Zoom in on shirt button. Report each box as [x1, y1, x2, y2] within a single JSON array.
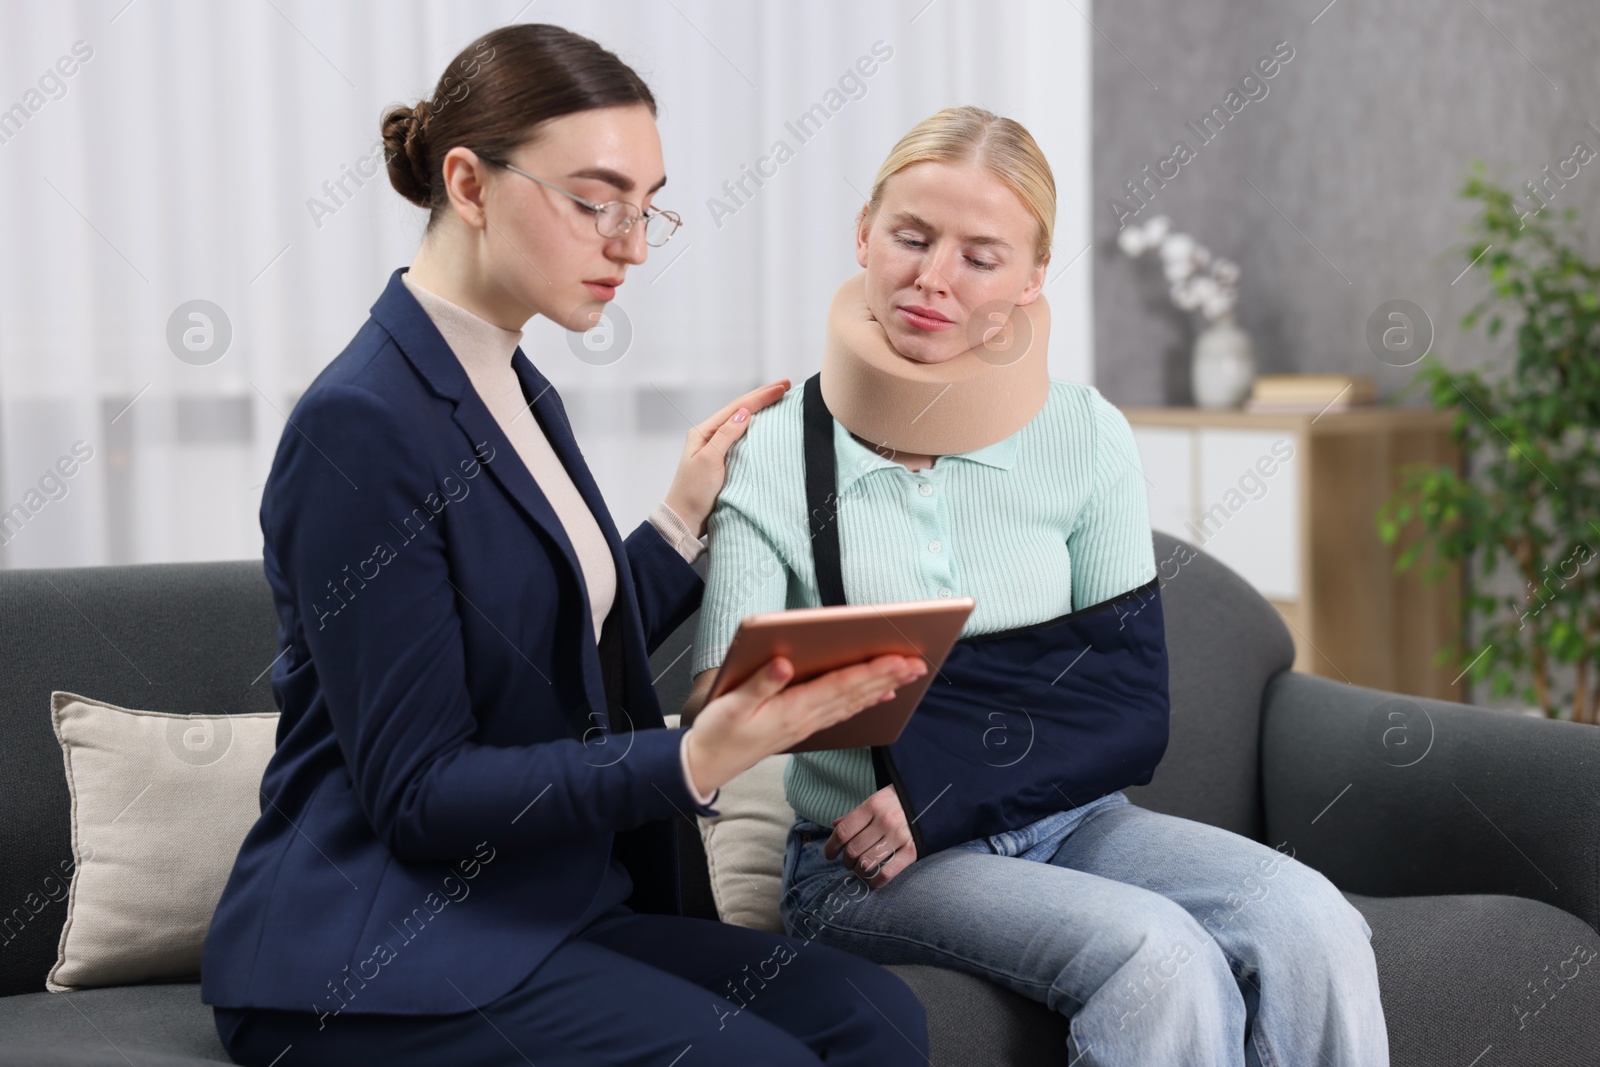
[[938, 587, 952, 598], [928, 540, 941, 554], [918, 482, 933, 497]]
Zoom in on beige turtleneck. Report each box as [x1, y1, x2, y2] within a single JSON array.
[[401, 272, 716, 807]]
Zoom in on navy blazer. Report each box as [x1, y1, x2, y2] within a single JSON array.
[[202, 267, 715, 1015]]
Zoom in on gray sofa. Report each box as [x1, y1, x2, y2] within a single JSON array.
[[2, 532, 1596, 1065]]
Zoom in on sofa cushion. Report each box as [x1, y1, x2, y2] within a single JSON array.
[[1348, 891, 1599, 1067], [889, 963, 1072, 1062], [0, 982, 230, 1066], [0, 971, 1074, 1067], [48, 692, 279, 992], [3, 897, 1590, 1067]]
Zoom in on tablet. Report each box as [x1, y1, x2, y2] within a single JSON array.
[[706, 596, 976, 753]]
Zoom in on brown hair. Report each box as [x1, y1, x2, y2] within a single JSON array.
[[381, 24, 656, 226], [860, 105, 1055, 264]]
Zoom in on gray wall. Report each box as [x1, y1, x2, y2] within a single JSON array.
[[1091, 0, 1600, 406]]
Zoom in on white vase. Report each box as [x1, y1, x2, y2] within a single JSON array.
[[1191, 312, 1255, 409]]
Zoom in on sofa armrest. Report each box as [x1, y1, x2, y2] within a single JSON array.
[[1261, 671, 1600, 934]]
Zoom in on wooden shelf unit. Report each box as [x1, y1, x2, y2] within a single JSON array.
[[1121, 405, 1464, 702]]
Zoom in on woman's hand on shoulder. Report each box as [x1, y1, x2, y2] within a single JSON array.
[[662, 379, 790, 538], [826, 785, 918, 887]]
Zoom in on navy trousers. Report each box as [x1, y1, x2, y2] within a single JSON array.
[[213, 888, 929, 1066]]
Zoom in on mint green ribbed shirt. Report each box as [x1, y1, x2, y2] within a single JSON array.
[[691, 378, 1158, 828]]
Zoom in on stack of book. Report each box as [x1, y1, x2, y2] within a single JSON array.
[[1244, 374, 1375, 412]]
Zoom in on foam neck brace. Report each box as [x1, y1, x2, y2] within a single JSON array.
[[819, 271, 1050, 456]]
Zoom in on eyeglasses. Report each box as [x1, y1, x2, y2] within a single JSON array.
[[478, 154, 683, 247]]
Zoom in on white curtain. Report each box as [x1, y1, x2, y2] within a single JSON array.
[[0, 0, 1092, 568]]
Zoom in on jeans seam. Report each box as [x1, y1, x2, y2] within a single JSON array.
[[1253, 1026, 1282, 1067]]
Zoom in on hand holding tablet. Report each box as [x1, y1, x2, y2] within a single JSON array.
[[707, 596, 975, 753]]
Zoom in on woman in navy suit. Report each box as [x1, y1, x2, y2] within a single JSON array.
[[201, 23, 930, 1066]]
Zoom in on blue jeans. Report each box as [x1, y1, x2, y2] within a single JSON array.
[[779, 792, 1388, 1067]]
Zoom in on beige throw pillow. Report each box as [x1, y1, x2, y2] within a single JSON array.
[[665, 713, 793, 933], [697, 752, 793, 933], [47, 691, 278, 991]]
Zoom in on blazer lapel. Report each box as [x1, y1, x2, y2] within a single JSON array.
[[370, 268, 634, 725], [510, 354, 653, 717]]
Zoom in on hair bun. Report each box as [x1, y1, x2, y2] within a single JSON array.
[[376, 25, 660, 226], [381, 102, 433, 208]]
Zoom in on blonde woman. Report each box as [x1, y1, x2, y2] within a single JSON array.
[[684, 107, 1388, 1067]]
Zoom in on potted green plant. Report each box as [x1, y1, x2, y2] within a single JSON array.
[[1377, 162, 1600, 723]]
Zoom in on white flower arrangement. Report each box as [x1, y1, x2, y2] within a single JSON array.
[[1117, 215, 1239, 322]]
